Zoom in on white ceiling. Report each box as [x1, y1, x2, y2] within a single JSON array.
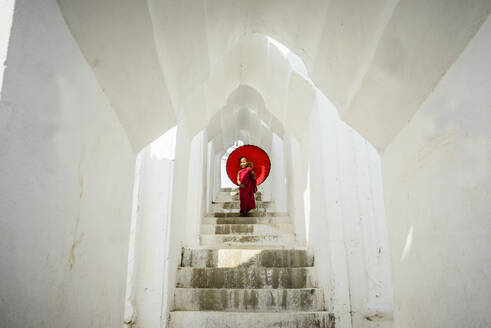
[[57, 0, 491, 152]]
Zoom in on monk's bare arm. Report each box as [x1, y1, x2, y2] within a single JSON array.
[[237, 172, 241, 185]]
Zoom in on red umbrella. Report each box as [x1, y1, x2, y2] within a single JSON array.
[[226, 145, 271, 186]]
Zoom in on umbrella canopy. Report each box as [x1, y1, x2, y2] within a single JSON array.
[[226, 145, 271, 186]]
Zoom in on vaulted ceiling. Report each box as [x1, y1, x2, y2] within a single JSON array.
[[57, 0, 491, 152]]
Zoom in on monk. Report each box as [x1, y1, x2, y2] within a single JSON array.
[[237, 156, 257, 216]]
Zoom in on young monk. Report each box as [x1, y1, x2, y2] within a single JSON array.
[[237, 156, 257, 217]]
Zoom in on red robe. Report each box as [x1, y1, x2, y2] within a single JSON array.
[[238, 167, 257, 215]]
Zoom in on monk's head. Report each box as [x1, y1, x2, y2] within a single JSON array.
[[239, 157, 248, 169]]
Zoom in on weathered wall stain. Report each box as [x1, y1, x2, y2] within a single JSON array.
[[77, 146, 86, 200], [69, 231, 85, 270], [401, 131, 458, 180], [69, 146, 86, 270], [416, 132, 457, 163]]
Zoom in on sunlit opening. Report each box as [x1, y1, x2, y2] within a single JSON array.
[[150, 126, 177, 160], [220, 140, 244, 188]]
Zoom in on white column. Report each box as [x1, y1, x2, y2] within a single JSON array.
[[185, 130, 207, 247], [271, 133, 288, 212], [284, 133, 306, 245]]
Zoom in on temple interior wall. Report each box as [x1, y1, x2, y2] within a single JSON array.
[[293, 92, 393, 328], [123, 129, 177, 327], [382, 14, 491, 328], [0, 1, 135, 327]]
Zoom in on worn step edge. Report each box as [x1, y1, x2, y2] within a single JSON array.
[[181, 248, 314, 268], [199, 234, 296, 246], [210, 203, 272, 210], [206, 212, 289, 218], [194, 244, 302, 249], [188, 244, 308, 250], [169, 311, 335, 328], [173, 288, 325, 312], [214, 194, 262, 202], [176, 266, 318, 288], [201, 223, 294, 235], [202, 217, 291, 225], [212, 200, 273, 204]]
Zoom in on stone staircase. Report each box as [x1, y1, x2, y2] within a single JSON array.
[[169, 189, 334, 328]]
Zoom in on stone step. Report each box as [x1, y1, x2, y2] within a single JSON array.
[[203, 216, 290, 224], [207, 211, 267, 217], [200, 233, 296, 246], [181, 248, 314, 268], [195, 244, 305, 250], [212, 199, 269, 205], [173, 288, 325, 312], [209, 211, 288, 217], [214, 191, 262, 202], [201, 223, 294, 235], [208, 208, 269, 215], [176, 267, 317, 289], [214, 190, 239, 202], [169, 311, 335, 328], [210, 201, 272, 212]]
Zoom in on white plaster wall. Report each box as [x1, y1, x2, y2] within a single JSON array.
[[206, 142, 222, 204], [382, 14, 491, 328], [185, 131, 208, 247], [163, 121, 192, 318], [212, 151, 222, 202], [284, 133, 307, 246], [258, 175, 273, 203], [125, 145, 174, 328], [124, 123, 205, 327], [299, 91, 393, 328], [0, 1, 135, 327], [271, 133, 288, 213], [206, 141, 215, 212], [219, 154, 236, 190], [299, 101, 351, 328], [123, 152, 143, 326]]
